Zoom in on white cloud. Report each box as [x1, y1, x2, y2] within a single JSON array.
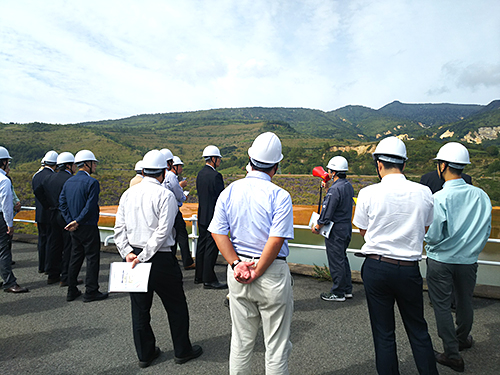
[[0, 0, 499, 123]]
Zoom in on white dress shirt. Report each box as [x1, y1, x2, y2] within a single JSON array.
[[114, 176, 177, 262], [163, 170, 186, 207], [0, 169, 14, 226], [353, 173, 433, 261]]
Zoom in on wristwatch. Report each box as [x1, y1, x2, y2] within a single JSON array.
[[231, 259, 242, 270]]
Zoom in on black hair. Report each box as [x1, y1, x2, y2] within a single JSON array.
[[374, 158, 405, 172], [0, 159, 8, 170], [249, 159, 278, 173], [144, 170, 164, 178]]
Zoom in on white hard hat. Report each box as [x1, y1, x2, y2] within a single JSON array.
[[134, 160, 143, 172], [160, 148, 174, 161], [202, 145, 222, 158], [372, 137, 407, 164], [434, 142, 470, 169], [327, 156, 348, 172], [142, 150, 168, 172], [248, 132, 283, 167], [0, 146, 12, 159], [74, 150, 98, 164], [43, 150, 59, 165], [56, 152, 75, 165], [172, 156, 184, 166]]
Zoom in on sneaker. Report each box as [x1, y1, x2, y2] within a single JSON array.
[[345, 293, 353, 299], [320, 292, 345, 302]]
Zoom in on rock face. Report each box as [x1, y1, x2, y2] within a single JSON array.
[[462, 126, 500, 144]]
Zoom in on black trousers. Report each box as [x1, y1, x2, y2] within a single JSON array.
[[325, 222, 353, 296], [68, 225, 100, 295], [361, 257, 438, 375], [129, 250, 192, 361], [195, 224, 219, 284], [174, 210, 194, 268], [36, 222, 51, 273], [46, 211, 72, 281]]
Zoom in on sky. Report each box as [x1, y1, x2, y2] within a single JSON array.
[[1, 0, 499, 124]]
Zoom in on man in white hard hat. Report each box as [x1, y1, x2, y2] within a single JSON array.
[[59, 150, 108, 302], [195, 145, 227, 289], [114, 150, 203, 368], [0, 146, 29, 293], [171, 156, 195, 269], [210, 132, 294, 374], [129, 160, 143, 187], [42, 152, 77, 286], [352, 137, 438, 374], [32, 150, 58, 274], [425, 142, 491, 373], [312, 156, 354, 302]]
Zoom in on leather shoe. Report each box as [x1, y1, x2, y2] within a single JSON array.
[[83, 291, 109, 302], [184, 263, 196, 270], [434, 351, 464, 372], [139, 346, 161, 368], [60, 279, 83, 287], [4, 284, 29, 293], [203, 281, 228, 290], [194, 279, 202, 284], [47, 277, 61, 284], [174, 345, 203, 364], [459, 335, 473, 351], [67, 290, 82, 301]]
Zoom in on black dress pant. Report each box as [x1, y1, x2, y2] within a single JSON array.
[[46, 212, 72, 281], [195, 224, 219, 283], [129, 250, 192, 361], [68, 225, 100, 295], [361, 257, 438, 375], [36, 222, 51, 273], [174, 210, 194, 268]]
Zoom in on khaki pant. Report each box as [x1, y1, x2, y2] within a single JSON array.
[[227, 258, 293, 375]]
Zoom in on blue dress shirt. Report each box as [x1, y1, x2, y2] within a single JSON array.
[[208, 171, 294, 258], [425, 178, 492, 264]]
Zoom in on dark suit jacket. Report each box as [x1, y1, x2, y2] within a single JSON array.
[[43, 170, 73, 227], [196, 165, 224, 226], [43, 170, 73, 209], [32, 167, 55, 223], [59, 170, 100, 226], [420, 170, 472, 194]]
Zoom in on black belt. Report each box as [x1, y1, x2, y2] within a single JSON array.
[[236, 252, 286, 261], [366, 254, 418, 267]]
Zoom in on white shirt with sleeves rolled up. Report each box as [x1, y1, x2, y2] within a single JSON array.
[[114, 176, 178, 263]]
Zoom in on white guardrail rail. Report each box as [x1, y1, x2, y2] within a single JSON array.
[[14, 206, 500, 267]]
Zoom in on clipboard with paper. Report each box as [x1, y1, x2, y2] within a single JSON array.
[[309, 212, 334, 239], [108, 262, 152, 293]]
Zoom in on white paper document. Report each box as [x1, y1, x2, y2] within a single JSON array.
[[108, 262, 152, 293], [309, 212, 334, 239]]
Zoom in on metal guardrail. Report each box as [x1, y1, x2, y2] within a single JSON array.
[[14, 207, 500, 267]]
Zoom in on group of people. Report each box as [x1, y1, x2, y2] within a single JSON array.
[[313, 136, 491, 374], [31, 149, 109, 302], [0, 133, 493, 374]]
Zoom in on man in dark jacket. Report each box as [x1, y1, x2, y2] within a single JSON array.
[[43, 152, 76, 286], [32, 150, 58, 273], [312, 156, 354, 302], [195, 145, 227, 289], [59, 150, 108, 302]]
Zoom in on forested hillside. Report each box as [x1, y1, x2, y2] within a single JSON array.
[[3, 100, 500, 206]]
